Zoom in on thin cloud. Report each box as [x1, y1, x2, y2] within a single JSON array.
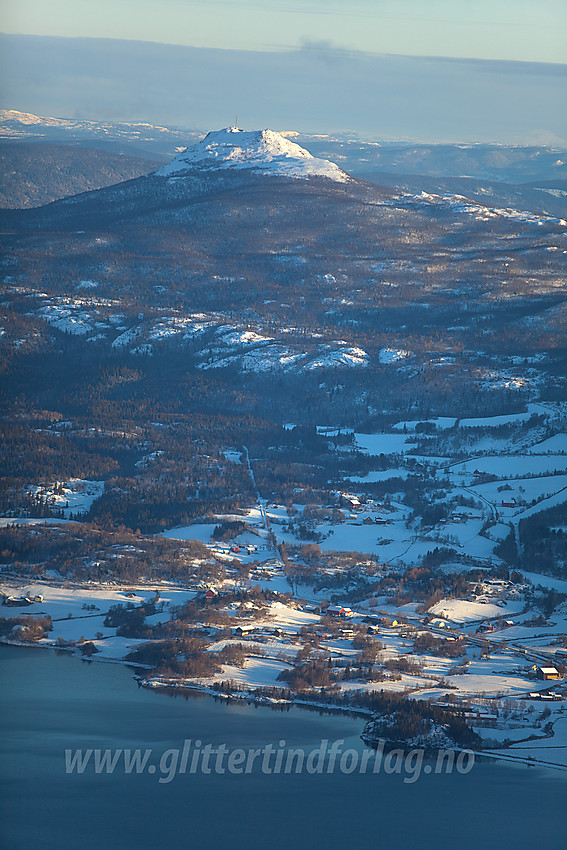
[[1, 34, 564, 145]]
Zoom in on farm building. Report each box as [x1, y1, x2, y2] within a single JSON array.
[[537, 666, 561, 681]]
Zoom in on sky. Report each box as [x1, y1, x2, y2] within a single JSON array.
[[1, 1, 566, 144], [2, 0, 566, 63]]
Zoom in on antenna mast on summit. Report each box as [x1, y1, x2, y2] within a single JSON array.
[[235, 115, 238, 128]]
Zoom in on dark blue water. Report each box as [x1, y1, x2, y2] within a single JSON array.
[[1, 645, 564, 850]]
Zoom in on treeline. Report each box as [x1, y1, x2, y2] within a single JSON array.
[[0, 522, 210, 582], [413, 632, 465, 659], [519, 502, 567, 579], [207, 682, 481, 749], [328, 690, 480, 748], [344, 566, 482, 610], [0, 614, 53, 641]]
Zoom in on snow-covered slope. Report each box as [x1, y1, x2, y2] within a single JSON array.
[[155, 126, 349, 182]]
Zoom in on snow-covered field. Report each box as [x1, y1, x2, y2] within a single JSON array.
[[450, 456, 567, 477], [162, 523, 220, 543], [429, 599, 522, 624], [493, 717, 567, 768], [354, 433, 419, 455], [347, 468, 410, 483], [0, 517, 71, 527], [208, 657, 291, 689], [393, 417, 457, 431], [0, 581, 197, 658], [468, 474, 567, 514], [528, 434, 567, 454]]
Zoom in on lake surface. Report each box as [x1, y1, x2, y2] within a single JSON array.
[[1, 645, 564, 850]]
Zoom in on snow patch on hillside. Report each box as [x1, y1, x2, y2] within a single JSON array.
[[379, 347, 412, 364], [27, 479, 104, 518], [39, 305, 93, 335], [305, 345, 367, 370], [112, 326, 142, 348], [397, 190, 567, 226]]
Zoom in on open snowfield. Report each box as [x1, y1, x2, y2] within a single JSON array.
[[208, 637, 299, 658], [338, 673, 437, 694], [463, 436, 522, 454], [1, 582, 148, 618], [521, 573, 567, 593], [162, 519, 266, 546], [458, 412, 535, 428], [494, 717, 567, 768], [223, 449, 243, 464], [528, 433, 567, 454], [485, 522, 513, 541], [354, 433, 420, 455], [275, 513, 402, 555], [513, 488, 567, 521], [208, 657, 292, 688], [444, 656, 535, 697], [394, 404, 563, 434], [272, 513, 501, 565], [260, 601, 320, 633], [450, 456, 567, 477], [429, 599, 522, 623], [347, 468, 410, 483], [393, 417, 457, 431], [86, 635, 152, 660], [412, 653, 457, 678], [0, 517, 71, 527], [488, 619, 567, 642], [468, 474, 567, 511], [476, 727, 537, 744], [162, 523, 223, 543]]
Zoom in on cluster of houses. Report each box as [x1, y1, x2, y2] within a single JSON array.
[[337, 493, 394, 526], [340, 494, 388, 513], [2, 593, 43, 607], [213, 543, 259, 556], [438, 511, 478, 525], [471, 578, 524, 606]]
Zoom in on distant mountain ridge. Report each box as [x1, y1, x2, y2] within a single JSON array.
[[0, 109, 193, 157], [3, 109, 566, 184], [4, 121, 566, 236]]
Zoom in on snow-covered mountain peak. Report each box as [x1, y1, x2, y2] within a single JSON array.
[[155, 126, 349, 182]]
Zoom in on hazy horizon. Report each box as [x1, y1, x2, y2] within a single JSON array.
[[1, 33, 566, 146]]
